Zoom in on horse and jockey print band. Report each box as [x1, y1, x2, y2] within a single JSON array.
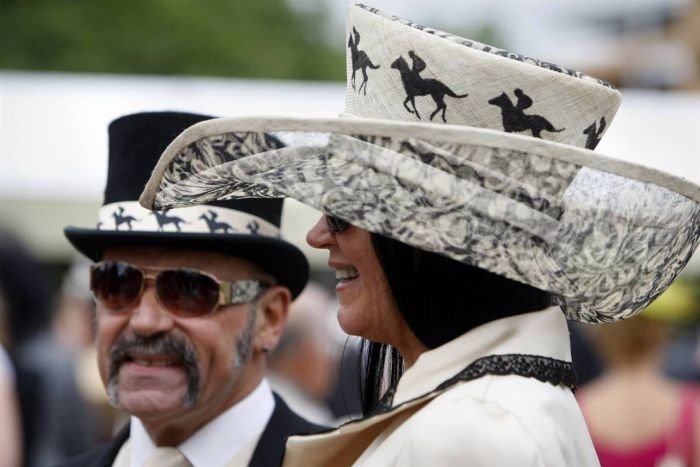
[[139, 3, 700, 467], [97, 202, 279, 236]]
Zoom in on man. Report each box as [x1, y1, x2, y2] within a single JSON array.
[[60, 111, 325, 467]]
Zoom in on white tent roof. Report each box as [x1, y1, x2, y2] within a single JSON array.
[[0, 71, 343, 266], [1, 71, 700, 272]]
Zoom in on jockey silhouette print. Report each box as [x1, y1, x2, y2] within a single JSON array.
[[391, 51, 468, 123], [488, 89, 564, 138]]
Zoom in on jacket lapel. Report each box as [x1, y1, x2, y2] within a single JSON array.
[[56, 423, 130, 467], [248, 393, 326, 467], [282, 393, 435, 467]]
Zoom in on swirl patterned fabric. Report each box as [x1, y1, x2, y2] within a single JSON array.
[[142, 119, 700, 324]]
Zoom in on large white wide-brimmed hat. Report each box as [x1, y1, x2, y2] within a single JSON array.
[[140, 4, 700, 324]]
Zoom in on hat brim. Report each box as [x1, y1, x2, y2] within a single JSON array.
[[64, 227, 309, 299], [139, 116, 700, 323]]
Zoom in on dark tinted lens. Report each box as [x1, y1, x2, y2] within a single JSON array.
[[91, 262, 143, 310], [325, 215, 350, 233], [156, 269, 220, 317]]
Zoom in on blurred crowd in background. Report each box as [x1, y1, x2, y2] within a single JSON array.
[[1, 0, 700, 465]]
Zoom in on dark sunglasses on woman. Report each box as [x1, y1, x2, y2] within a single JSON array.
[[90, 261, 270, 318], [325, 214, 350, 233]]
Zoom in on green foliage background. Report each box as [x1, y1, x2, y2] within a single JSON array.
[[0, 0, 345, 80]]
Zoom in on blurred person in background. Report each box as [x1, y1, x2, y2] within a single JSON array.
[[0, 289, 22, 467], [267, 281, 341, 426], [0, 229, 98, 467], [577, 280, 700, 467], [663, 277, 700, 384], [54, 255, 97, 354], [664, 321, 700, 383], [568, 320, 605, 387], [54, 255, 127, 442]]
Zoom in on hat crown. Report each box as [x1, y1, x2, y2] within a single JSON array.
[[345, 4, 620, 150], [105, 112, 211, 205], [104, 111, 284, 228], [65, 111, 310, 298]]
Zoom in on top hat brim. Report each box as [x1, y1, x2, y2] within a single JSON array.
[[138, 116, 700, 324], [64, 226, 309, 299]]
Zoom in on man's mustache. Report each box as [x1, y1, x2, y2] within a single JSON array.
[[108, 333, 200, 405]]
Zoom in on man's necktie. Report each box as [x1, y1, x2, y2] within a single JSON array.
[[143, 447, 192, 467]]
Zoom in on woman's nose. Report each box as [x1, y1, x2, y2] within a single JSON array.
[[306, 215, 335, 249]]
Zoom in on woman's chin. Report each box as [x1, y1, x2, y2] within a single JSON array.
[[336, 304, 366, 338], [337, 306, 355, 334]]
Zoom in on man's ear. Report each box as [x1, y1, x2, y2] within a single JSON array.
[[253, 286, 292, 353]]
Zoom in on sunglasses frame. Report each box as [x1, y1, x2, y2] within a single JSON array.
[[325, 214, 351, 234], [90, 261, 270, 316]]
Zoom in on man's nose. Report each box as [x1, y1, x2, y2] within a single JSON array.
[[128, 285, 175, 336]]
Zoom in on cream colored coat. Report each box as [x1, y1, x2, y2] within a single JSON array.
[[283, 308, 600, 467]]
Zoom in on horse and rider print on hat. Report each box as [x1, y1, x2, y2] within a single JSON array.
[[139, 4, 700, 325]]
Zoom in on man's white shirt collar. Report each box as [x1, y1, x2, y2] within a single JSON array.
[[130, 378, 275, 467]]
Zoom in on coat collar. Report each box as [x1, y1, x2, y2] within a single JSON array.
[[393, 306, 570, 406], [283, 307, 572, 467]]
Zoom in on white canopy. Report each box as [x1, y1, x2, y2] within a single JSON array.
[[1, 71, 699, 272]]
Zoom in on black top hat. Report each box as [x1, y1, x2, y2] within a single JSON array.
[[64, 111, 309, 298]]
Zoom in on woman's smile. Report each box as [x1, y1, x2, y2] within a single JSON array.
[[335, 266, 359, 282]]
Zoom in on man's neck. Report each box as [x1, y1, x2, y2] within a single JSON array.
[[142, 364, 265, 445], [129, 378, 275, 467]]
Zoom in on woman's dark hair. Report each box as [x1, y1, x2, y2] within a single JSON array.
[[359, 233, 551, 414]]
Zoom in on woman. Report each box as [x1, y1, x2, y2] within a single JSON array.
[[275, 212, 594, 465], [139, 4, 700, 465], [298, 216, 596, 465]]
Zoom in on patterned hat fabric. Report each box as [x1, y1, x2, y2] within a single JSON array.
[[139, 5, 700, 324]]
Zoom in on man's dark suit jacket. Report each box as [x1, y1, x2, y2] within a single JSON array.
[[56, 394, 327, 467]]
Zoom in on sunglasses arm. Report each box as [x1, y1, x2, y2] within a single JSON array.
[[220, 280, 270, 306]]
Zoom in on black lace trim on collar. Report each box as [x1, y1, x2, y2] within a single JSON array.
[[375, 353, 576, 413]]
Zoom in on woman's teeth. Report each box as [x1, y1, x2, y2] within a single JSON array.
[[336, 267, 359, 281]]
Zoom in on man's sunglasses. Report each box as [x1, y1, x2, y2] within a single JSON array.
[[325, 214, 350, 233], [90, 261, 270, 318]]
